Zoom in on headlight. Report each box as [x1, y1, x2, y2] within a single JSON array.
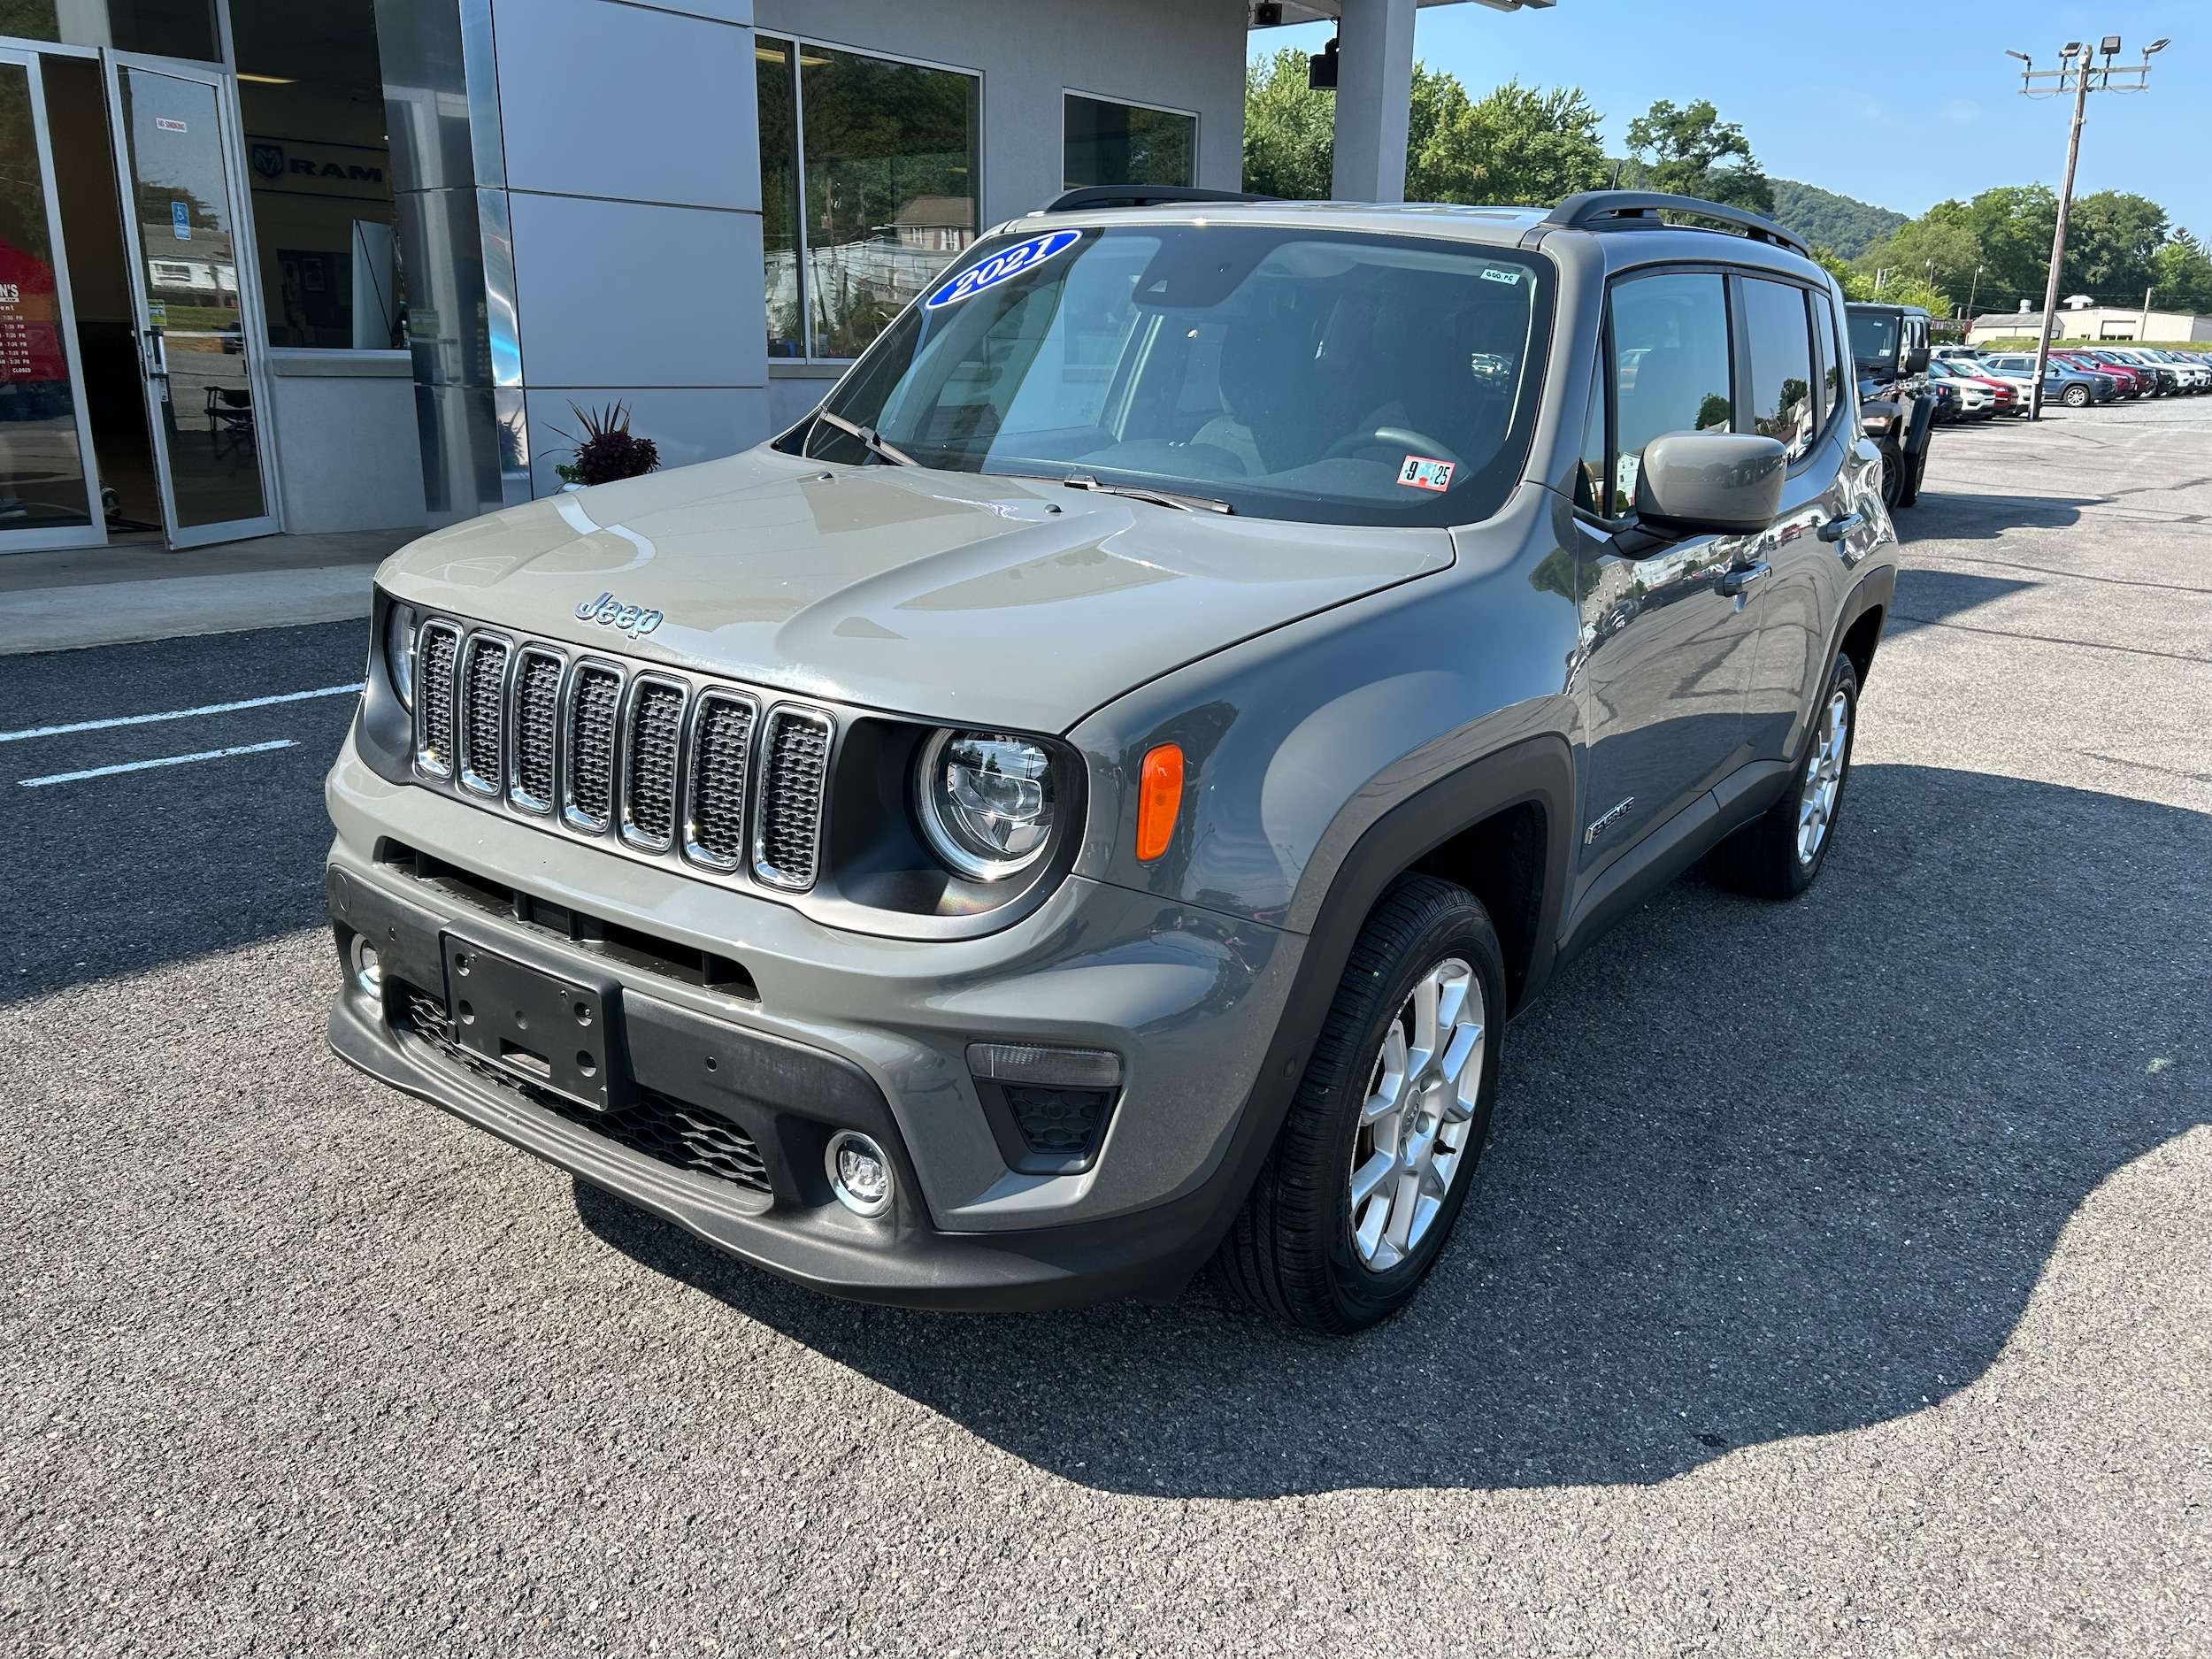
[[383, 598, 418, 710], [915, 728, 1056, 881]]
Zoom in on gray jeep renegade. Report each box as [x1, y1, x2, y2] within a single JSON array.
[[327, 188, 1898, 1333]]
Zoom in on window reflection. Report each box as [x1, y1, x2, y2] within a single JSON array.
[[1608, 271, 1732, 506], [797, 44, 977, 359], [757, 36, 803, 359], [1740, 277, 1815, 459], [1064, 95, 1194, 190], [0, 59, 91, 530]]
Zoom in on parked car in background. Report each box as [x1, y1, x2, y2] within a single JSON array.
[[2098, 346, 2193, 394], [1847, 303, 1935, 507], [2080, 348, 2174, 396], [1931, 344, 1983, 362], [2053, 350, 2146, 397], [1927, 358, 2018, 416], [2142, 349, 2210, 392], [1979, 352, 2117, 407]]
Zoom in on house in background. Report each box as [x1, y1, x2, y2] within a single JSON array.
[[0, 0, 1552, 557]]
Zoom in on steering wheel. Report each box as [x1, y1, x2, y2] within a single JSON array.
[[1322, 426, 1462, 465]]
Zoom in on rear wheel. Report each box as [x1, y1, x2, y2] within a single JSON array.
[[1878, 440, 1906, 510], [1706, 653, 1859, 901], [1216, 875, 1504, 1333], [1896, 442, 1924, 508]]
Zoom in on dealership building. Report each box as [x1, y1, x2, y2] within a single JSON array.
[[0, 0, 1548, 557]]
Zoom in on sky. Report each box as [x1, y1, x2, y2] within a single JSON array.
[[1248, 0, 2210, 234]]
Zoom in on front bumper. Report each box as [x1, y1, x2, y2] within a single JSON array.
[[324, 741, 1303, 1310]]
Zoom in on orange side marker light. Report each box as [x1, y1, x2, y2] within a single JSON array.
[[1136, 744, 1184, 862]]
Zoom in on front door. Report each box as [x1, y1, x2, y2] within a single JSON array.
[[1574, 268, 1761, 885], [0, 48, 104, 552], [104, 54, 274, 549]]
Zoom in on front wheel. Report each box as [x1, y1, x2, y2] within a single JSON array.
[[1706, 653, 1860, 900], [1216, 875, 1504, 1333], [2062, 383, 2093, 408], [1878, 440, 1905, 510]]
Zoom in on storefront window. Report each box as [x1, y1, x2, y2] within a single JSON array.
[[756, 37, 977, 362], [0, 57, 92, 530], [0, 0, 219, 58], [1064, 95, 1194, 191], [229, 0, 398, 349]]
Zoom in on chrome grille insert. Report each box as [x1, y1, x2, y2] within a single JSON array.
[[509, 648, 563, 813], [755, 707, 833, 890], [620, 677, 687, 851], [414, 621, 460, 778], [684, 691, 757, 871], [457, 635, 510, 795], [564, 664, 623, 833]]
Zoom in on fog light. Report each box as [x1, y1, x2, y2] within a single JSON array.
[[826, 1131, 893, 1217], [349, 933, 383, 996]]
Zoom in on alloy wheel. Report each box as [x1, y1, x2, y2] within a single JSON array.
[[1347, 958, 1486, 1271], [1796, 687, 1851, 864]]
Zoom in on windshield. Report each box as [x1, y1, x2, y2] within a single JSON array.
[[791, 224, 1555, 526], [1848, 311, 1898, 363]]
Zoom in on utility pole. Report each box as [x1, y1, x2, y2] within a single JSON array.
[[2008, 35, 2169, 418], [2140, 283, 2154, 341], [1965, 263, 1984, 326]]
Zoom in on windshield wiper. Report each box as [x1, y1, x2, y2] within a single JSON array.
[[812, 408, 917, 467], [1013, 471, 1239, 518]]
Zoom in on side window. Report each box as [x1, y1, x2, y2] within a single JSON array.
[[1740, 277, 1816, 461], [1814, 290, 1844, 428], [1608, 271, 1732, 508], [1574, 349, 1609, 516]]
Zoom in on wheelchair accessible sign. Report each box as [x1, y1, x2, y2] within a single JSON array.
[[923, 228, 1082, 311]]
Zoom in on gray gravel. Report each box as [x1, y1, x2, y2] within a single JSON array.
[[4, 402, 2208, 1657]]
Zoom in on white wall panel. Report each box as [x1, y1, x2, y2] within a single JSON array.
[[509, 193, 766, 388], [493, 0, 759, 210]]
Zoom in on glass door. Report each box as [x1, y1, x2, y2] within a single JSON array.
[[0, 49, 104, 552], [104, 54, 274, 548]]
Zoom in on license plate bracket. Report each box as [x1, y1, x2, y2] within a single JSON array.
[[442, 935, 618, 1110]]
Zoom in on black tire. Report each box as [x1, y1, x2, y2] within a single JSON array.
[[1706, 653, 1861, 900], [1896, 444, 1925, 508], [2062, 382, 2092, 408], [1878, 440, 1905, 511], [1216, 874, 1505, 1333]]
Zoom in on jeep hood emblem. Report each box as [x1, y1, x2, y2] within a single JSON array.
[[576, 592, 663, 638]]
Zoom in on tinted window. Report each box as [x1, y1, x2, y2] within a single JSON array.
[[1064, 96, 1195, 189], [1847, 310, 1896, 363], [1608, 271, 1732, 507], [1814, 290, 1843, 427], [1575, 352, 1607, 515], [1740, 278, 1815, 459], [809, 227, 1555, 528]]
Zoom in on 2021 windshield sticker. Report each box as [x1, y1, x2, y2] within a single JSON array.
[[1398, 455, 1455, 492], [923, 229, 1084, 311]]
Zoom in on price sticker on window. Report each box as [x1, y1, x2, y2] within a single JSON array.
[[924, 228, 1082, 311]]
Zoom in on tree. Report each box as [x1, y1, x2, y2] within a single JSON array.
[[1406, 76, 1610, 206], [1623, 98, 1773, 214], [1245, 54, 1608, 207], [1810, 246, 1947, 314], [2152, 230, 2212, 313], [1768, 180, 1907, 260], [2064, 190, 2167, 300], [1242, 49, 1333, 199]]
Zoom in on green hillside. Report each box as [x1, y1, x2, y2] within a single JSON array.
[[1770, 180, 1908, 257]]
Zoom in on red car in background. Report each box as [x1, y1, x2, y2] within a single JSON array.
[[2053, 349, 2146, 397], [1929, 359, 2021, 415]]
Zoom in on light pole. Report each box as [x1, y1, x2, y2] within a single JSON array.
[[2010, 35, 2168, 418], [1965, 263, 1984, 326]]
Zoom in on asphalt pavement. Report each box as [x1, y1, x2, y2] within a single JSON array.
[[2, 402, 2207, 1657]]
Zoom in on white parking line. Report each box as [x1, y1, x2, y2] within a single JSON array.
[[19, 738, 298, 787], [0, 682, 362, 744]]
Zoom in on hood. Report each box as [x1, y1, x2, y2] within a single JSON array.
[[377, 449, 1455, 733]]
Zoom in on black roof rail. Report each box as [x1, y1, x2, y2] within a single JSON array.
[[1041, 184, 1271, 214], [1536, 190, 1811, 258]]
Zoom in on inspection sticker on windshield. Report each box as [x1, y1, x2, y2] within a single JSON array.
[[1398, 455, 1455, 492], [924, 228, 1083, 311], [1480, 266, 1522, 284]]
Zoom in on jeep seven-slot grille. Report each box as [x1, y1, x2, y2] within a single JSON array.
[[458, 637, 509, 794], [621, 680, 686, 849], [566, 665, 622, 829], [512, 649, 563, 810], [410, 617, 834, 895]]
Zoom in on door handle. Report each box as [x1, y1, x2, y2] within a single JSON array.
[[1718, 561, 1771, 598], [1816, 511, 1865, 543]]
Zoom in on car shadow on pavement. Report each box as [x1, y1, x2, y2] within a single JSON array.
[[1894, 488, 2093, 542], [1883, 569, 2039, 639], [578, 762, 2210, 1498]]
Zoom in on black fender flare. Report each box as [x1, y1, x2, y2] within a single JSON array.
[[1164, 735, 1576, 1276]]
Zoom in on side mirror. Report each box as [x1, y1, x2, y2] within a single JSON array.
[[1904, 346, 1932, 373], [1632, 431, 1787, 538]]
